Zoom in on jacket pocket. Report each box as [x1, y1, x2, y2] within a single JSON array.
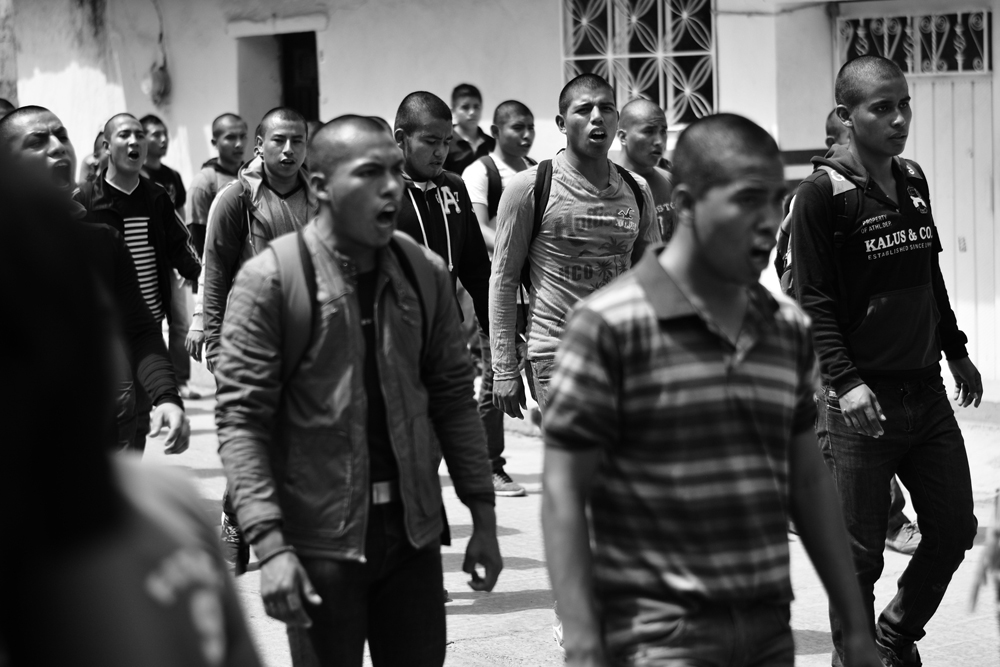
[[847, 284, 940, 371], [280, 426, 354, 538]]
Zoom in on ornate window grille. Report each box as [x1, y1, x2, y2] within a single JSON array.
[[837, 11, 992, 75], [562, 0, 716, 127]]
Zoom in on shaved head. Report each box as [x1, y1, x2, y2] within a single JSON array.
[[619, 98, 666, 131], [256, 106, 306, 141], [309, 115, 395, 177], [394, 91, 452, 136], [103, 113, 139, 140], [673, 113, 780, 199], [0, 105, 51, 145], [836, 56, 906, 110], [0, 106, 78, 196], [212, 113, 245, 138], [559, 73, 614, 116], [0, 98, 15, 121], [493, 100, 533, 127]]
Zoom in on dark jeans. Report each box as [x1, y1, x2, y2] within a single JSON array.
[[817, 377, 977, 664], [293, 502, 446, 667], [615, 603, 793, 667], [478, 304, 535, 472]]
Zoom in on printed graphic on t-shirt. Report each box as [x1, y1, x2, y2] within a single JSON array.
[[123, 216, 165, 320], [435, 185, 462, 215], [858, 189, 934, 261]]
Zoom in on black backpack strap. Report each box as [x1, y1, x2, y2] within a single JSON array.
[[271, 229, 317, 384], [612, 164, 646, 219], [388, 232, 438, 363], [522, 160, 553, 292], [481, 155, 502, 221]]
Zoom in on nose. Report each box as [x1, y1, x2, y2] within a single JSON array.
[[590, 107, 604, 125], [47, 135, 67, 157], [282, 139, 294, 154]]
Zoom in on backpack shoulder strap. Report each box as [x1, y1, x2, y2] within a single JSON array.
[[481, 155, 502, 221], [526, 157, 538, 166], [271, 230, 317, 384], [532, 160, 553, 244], [389, 232, 438, 361], [612, 164, 646, 219]]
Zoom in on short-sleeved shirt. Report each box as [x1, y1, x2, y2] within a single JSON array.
[[645, 166, 675, 242], [544, 249, 818, 653], [462, 152, 531, 212]]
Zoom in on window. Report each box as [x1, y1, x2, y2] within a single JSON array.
[[562, 0, 716, 126], [838, 10, 992, 75]]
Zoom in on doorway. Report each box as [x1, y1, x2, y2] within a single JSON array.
[[237, 31, 320, 130]]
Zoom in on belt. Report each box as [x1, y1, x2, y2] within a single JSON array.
[[371, 480, 399, 505]]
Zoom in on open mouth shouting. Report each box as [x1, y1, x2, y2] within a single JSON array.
[[51, 159, 74, 189], [376, 202, 399, 230], [588, 128, 608, 144], [126, 148, 141, 162]]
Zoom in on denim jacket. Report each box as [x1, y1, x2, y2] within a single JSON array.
[[214, 222, 494, 561]]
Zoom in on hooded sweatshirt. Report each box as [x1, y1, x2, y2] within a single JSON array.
[[789, 144, 968, 396], [201, 155, 317, 362], [396, 170, 492, 336]]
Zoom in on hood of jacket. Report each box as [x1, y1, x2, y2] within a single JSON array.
[[200, 156, 239, 177], [810, 143, 874, 189], [237, 155, 317, 219]]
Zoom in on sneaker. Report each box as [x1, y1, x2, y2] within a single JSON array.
[[179, 384, 203, 400], [493, 470, 527, 497], [886, 521, 921, 556], [220, 512, 249, 574], [553, 620, 564, 654], [443, 588, 452, 603]]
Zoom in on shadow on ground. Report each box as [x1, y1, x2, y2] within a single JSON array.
[[449, 524, 522, 539], [793, 629, 833, 656], [442, 553, 544, 572], [446, 589, 553, 615]]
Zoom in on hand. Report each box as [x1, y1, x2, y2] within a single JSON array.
[[565, 649, 611, 667], [149, 403, 190, 454], [464, 527, 503, 592], [260, 552, 323, 627], [186, 328, 205, 362], [838, 384, 885, 438], [515, 338, 528, 372], [948, 356, 983, 408], [841, 630, 884, 667], [493, 376, 526, 419]]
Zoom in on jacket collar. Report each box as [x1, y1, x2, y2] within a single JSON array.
[[307, 221, 414, 305], [239, 155, 316, 214]]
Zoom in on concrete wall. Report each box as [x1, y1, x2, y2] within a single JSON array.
[[14, 0, 563, 186]]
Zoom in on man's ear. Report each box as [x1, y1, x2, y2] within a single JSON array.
[[210, 138, 218, 148], [616, 128, 627, 145], [308, 170, 330, 202], [555, 114, 567, 135], [393, 127, 406, 149], [671, 183, 696, 226], [835, 104, 853, 128], [255, 135, 264, 153], [491, 124, 500, 141]]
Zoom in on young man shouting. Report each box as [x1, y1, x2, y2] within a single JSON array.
[[542, 113, 881, 667]]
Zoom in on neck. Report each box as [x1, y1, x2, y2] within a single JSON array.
[[498, 149, 527, 172], [619, 153, 653, 177], [456, 124, 479, 143], [565, 148, 611, 188], [315, 212, 377, 273], [144, 155, 163, 169], [661, 229, 744, 306], [263, 163, 299, 196], [849, 142, 895, 184], [218, 155, 240, 173], [106, 163, 140, 192]]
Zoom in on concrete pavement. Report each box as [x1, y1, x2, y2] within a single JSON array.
[[145, 391, 1000, 666]]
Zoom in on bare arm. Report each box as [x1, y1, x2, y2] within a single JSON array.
[[472, 202, 496, 253], [542, 446, 609, 666]]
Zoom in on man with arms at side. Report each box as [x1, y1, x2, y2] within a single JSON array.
[[542, 113, 880, 667], [791, 56, 981, 666], [185, 112, 248, 362], [616, 98, 675, 242], [77, 113, 201, 453], [461, 99, 536, 495], [214, 116, 501, 666]]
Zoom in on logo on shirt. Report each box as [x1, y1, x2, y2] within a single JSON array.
[[436, 186, 462, 215], [616, 207, 634, 224], [907, 186, 928, 214]]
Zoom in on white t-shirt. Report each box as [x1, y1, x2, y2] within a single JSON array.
[[462, 152, 531, 211]]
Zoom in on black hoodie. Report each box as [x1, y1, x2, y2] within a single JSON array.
[[790, 144, 968, 396]]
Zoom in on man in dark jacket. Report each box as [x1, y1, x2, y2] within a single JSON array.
[[0, 106, 190, 455], [790, 56, 981, 667], [215, 115, 501, 666], [76, 112, 201, 452]]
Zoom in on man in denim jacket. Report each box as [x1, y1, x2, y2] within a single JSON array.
[[214, 116, 501, 667]]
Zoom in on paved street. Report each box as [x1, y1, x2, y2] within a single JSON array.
[[146, 385, 1000, 666]]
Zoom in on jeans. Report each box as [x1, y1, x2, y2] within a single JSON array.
[[817, 377, 977, 664], [614, 603, 793, 667], [169, 269, 192, 385], [530, 358, 555, 414], [478, 304, 535, 472], [293, 502, 446, 667]]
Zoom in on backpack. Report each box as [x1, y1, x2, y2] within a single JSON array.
[[774, 157, 928, 308], [521, 159, 646, 292], [479, 155, 538, 220], [269, 229, 438, 384]]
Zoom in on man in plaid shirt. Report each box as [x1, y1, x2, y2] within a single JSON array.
[[540, 114, 881, 667]]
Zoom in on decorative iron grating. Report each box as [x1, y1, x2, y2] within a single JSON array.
[[838, 11, 992, 75], [562, 0, 715, 126]]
